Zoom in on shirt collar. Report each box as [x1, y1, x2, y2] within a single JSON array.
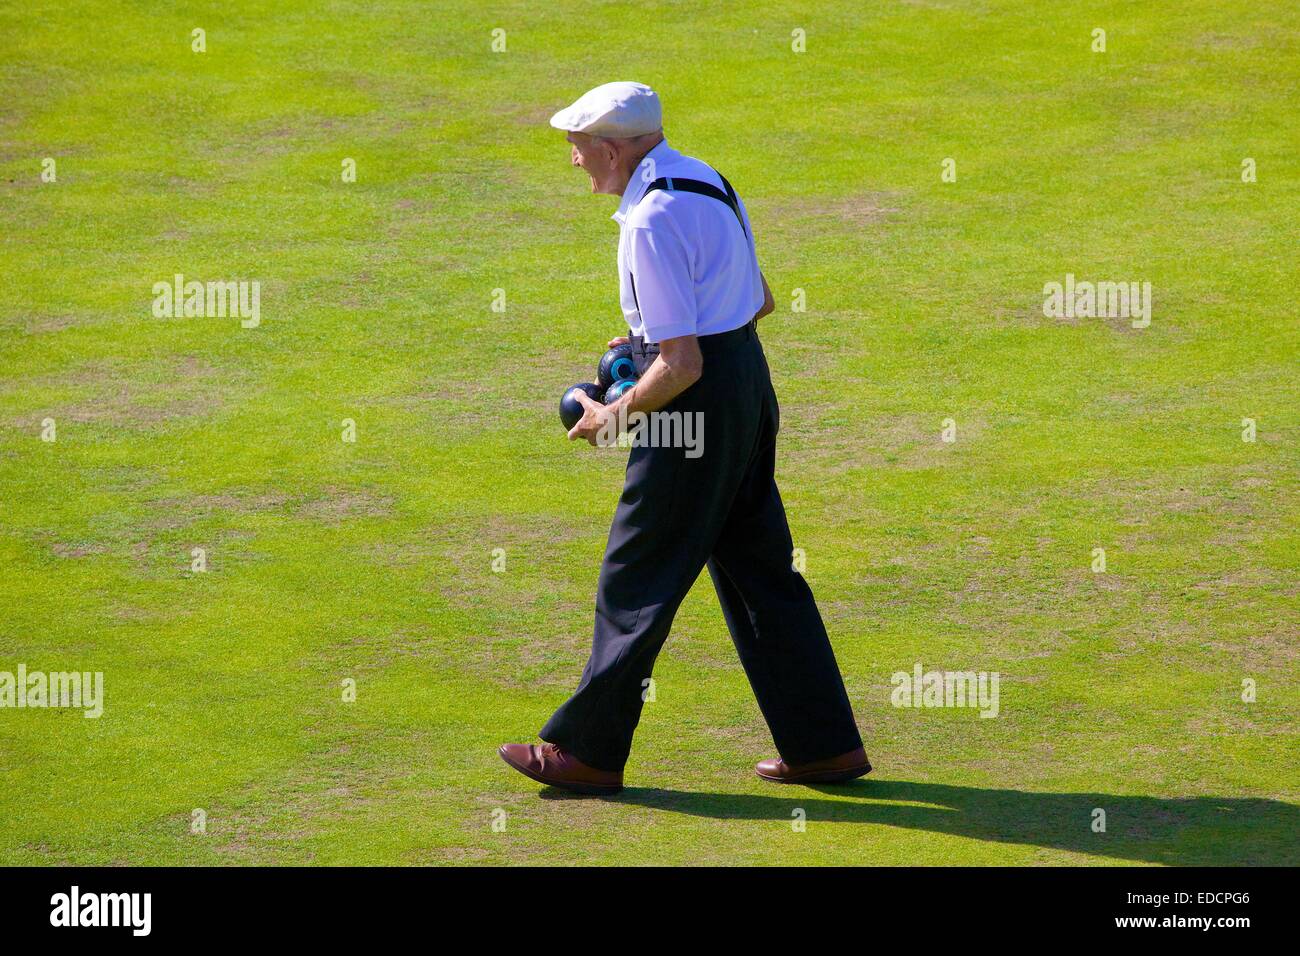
[[612, 139, 675, 224]]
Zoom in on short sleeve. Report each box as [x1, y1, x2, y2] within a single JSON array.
[[626, 223, 697, 342]]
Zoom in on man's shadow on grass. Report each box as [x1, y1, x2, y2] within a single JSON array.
[[541, 780, 1299, 865]]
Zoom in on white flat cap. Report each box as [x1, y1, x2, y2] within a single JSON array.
[[549, 81, 662, 138]]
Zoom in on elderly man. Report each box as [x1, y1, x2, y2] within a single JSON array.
[[500, 81, 869, 794]]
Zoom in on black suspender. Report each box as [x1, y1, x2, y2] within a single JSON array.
[[627, 173, 748, 311], [641, 174, 747, 236]]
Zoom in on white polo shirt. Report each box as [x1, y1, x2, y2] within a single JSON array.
[[612, 140, 764, 343]]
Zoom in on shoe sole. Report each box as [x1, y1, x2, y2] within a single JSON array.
[[756, 760, 872, 785], [498, 746, 624, 796]]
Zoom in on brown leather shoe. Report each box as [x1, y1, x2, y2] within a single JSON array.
[[499, 742, 623, 795], [756, 746, 872, 785]]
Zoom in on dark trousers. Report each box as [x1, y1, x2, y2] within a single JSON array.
[[540, 323, 863, 773]]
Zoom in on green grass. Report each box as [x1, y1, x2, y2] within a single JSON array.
[[1, 0, 1296, 865]]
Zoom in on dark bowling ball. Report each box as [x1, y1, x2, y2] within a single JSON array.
[[597, 344, 638, 389], [559, 382, 605, 430], [603, 379, 636, 404]]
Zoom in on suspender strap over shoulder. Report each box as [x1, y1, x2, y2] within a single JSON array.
[[627, 172, 748, 313], [641, 174, 747, 236]]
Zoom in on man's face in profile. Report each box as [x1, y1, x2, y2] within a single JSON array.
[[566, 131, 619, 195]]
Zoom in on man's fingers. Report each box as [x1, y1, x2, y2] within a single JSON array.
[[608, 336, 630, 347], [568, 421, 600, 445], [567, 394, 608, 444]]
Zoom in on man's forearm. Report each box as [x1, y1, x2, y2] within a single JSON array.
[[755, 271, 774, 321], [608, 351, 699, 417]]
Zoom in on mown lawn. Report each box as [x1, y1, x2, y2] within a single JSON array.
[[0, 0, 1296, 865]]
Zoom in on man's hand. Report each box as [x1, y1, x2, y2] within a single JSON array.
[[566, 388, 616, 446], [608, 335, 629, 348], [567, 334, 702, 447]]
